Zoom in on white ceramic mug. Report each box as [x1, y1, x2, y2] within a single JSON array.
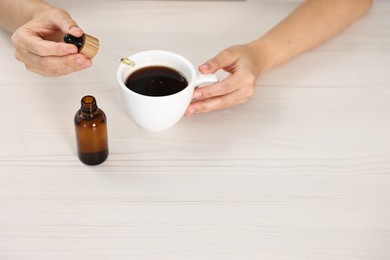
[[116, 50, 218, 131]]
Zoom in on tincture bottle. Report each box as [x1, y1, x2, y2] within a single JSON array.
[[74, 95, 109, 165]]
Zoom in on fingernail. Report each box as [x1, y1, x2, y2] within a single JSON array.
[[187, 107, 198, 116], [78, 59, 92, 68], [200, 63, 210, 70], [192, 92, 202, 100], [67, 47, 78, 54], [84, 60, 92, 67], [74, 57, 83, 65], [74, 57, 91, 67], [70, 26, 81, 31]]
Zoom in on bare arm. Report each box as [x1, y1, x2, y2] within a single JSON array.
[[186, 0, 373, 116], [254, 0, 374, 73]]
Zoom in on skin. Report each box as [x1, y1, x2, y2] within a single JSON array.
[[185, 0, 373, 116], [0, 0, 373, 112], [0, 0, 91, 76]]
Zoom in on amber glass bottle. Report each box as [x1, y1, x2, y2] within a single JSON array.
[[74, 95, 109, 165]]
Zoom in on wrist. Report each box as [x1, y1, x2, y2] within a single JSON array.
[[247, 37, 277, 76]]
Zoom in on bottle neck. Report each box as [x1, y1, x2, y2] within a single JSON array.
[[80, 95, 98, 116]]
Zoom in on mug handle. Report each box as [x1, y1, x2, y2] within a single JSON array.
[[195, 74, 218, 87]]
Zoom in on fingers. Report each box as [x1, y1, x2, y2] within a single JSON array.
[[12, 29, 91, 76], [185, 91, 248, 116], [54, 10, 84, 37], [38, 7, 84, 37], [12, 31, 78, 57], [11, 8, 83, 56], [193, 80, 235, 101], [15, 49, 92, 76], [198, 49, 238, 74], [185, 72, 256, 116], [187, 44, 262, 116], [10, 7, 92, 76]]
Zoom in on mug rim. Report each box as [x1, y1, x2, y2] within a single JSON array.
[[116, 50, 196, 98]]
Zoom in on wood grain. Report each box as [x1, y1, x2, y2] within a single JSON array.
[[0, 0, 389, 259]]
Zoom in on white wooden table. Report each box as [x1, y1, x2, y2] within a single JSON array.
[[1, 1, 389, 259]]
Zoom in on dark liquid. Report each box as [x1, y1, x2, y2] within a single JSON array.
[[78, 150, 109, 166], [75, 96, 109, 166], [125, 66, 188, 96]]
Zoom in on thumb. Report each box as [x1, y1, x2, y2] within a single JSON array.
[[47, 9, 84, 37], [198, 50, 236, 74]]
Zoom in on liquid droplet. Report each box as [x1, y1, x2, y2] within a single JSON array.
[[120, 57, 135, 67]]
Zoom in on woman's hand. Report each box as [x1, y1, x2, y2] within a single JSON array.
[[185, 43, 265, 116], [10, 7, 91, 76]]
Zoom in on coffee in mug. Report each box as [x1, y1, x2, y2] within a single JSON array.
[[125, 66, 188, 97], [117, 50, 218, 131]]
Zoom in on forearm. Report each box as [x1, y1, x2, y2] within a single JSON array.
[[0, 0, 51, 32], [251, 0, 373, 74]]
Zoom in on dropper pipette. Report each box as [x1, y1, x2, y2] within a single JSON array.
[[63, 34, 135, 66]]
